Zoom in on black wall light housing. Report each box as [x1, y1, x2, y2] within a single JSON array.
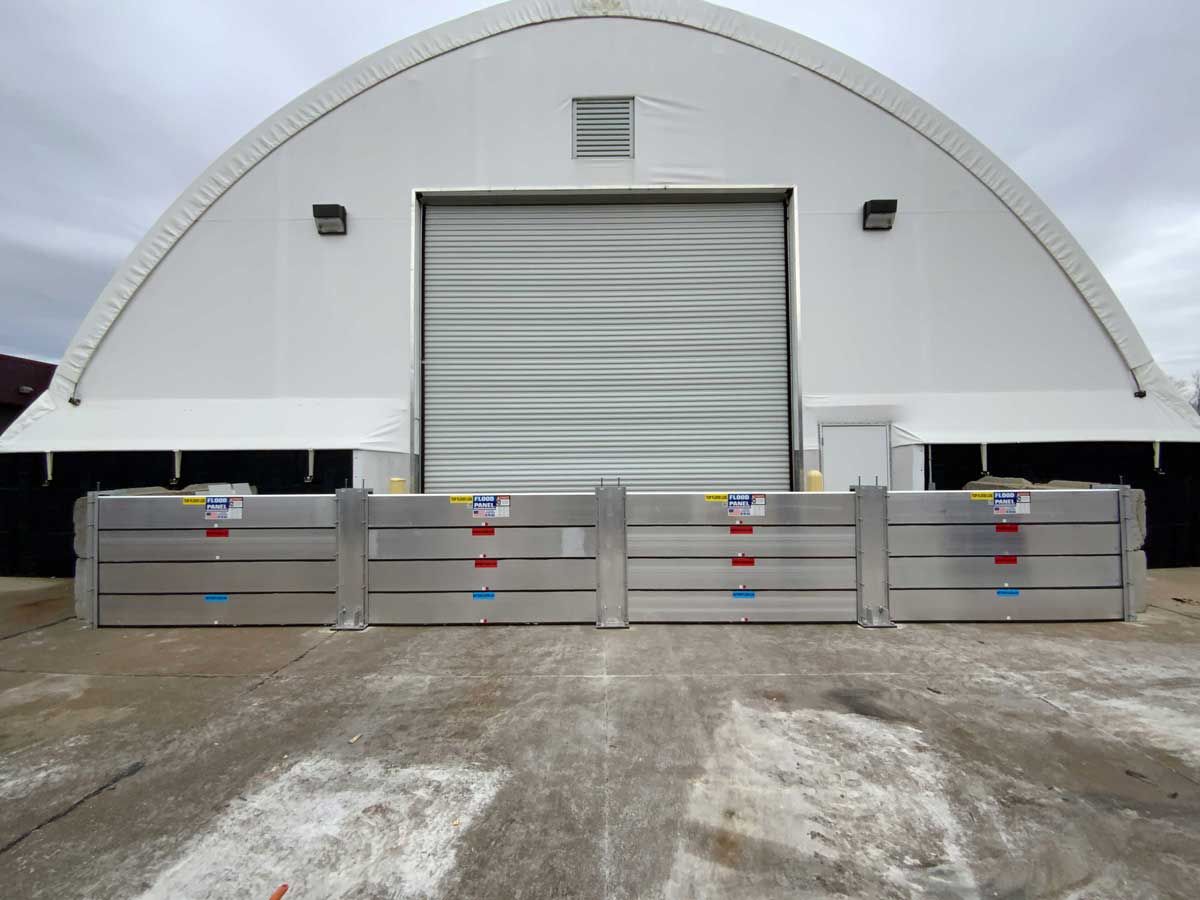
[[313, 204, 347, 235], [862, 199, 897, 231]]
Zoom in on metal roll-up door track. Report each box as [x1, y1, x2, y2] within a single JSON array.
[[422, 200, 791, 492]]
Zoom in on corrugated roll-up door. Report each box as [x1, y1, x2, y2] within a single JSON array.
[[422, 200, 791, 492]]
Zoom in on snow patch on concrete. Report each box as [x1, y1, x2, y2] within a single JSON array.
[[134, 757, 507, 900], [1014, 665, 1200, 769], [1093, 694, 1200, 768], [0, 673, 91, 709], [0, 734, 91, 800], [663, 701, 978, 899]]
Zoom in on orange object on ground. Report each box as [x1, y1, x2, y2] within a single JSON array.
[[269, 886, 289, 900]]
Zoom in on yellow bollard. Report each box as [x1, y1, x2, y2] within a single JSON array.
[[805, 469, 824, 492]]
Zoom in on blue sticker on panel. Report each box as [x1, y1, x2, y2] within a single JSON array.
[[996, 589, 1020, 597], [732, 590, 756, 600], [473, 591, 496, 601], [203, 594, 229, 603]]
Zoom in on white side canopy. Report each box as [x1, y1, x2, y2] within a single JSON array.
[[3, 0, 1197, 459]]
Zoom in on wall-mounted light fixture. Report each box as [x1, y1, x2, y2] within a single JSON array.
[[312, 204, 347, 235], [862, 199, 897, 231]]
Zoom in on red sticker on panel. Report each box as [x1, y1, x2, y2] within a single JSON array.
[[472, 527, 495, 536], [995, 524, 1019, 533], [205, 528, 229, 538], [732, 557, 756, 566], [994, 555, 1018, 565], [474, 558, 498, 568], [729, 525, 753, 535]]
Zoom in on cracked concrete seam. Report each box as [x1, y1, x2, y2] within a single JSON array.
[[0, 616, 75, 642], [245, 632, 336, 693], [1032, 694, 1200, 789], [0, 632, 332, 862], [0, 761, 145, 857]]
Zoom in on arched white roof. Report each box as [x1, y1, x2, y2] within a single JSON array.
[[4, 0, 1197, 451]]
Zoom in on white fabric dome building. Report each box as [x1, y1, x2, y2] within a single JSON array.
[[4, 0, 1197, 496]]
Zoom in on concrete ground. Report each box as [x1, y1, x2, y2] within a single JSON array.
[[2, 575, 1200, 899]]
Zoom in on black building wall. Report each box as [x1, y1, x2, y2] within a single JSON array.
[[2, 442, 1197, 577], [0, 450, 353, 576]]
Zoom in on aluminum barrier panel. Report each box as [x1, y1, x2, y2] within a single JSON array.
[[93, 493, 339, 626], [82, 486, 1135, 627], [887, 489, 1130, 622], [626, 491, 859, 622], [366, 492, 599, 624]]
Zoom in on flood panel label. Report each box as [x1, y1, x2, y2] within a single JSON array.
[[471, 495, 511, 518], [203, 594, 229, 603], [726, 492, 766, 517], [204, 496, 243, 520], [970, 491, 1032, 515], [991, 491, 1031, 516], [732, 590, 756, 600], [472, 591, 496, 601]]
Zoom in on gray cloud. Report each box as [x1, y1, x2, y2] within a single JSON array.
[[2, 0, 1196, 377]]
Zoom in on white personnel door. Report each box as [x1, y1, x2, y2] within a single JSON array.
[[819, 424, 891, 491]]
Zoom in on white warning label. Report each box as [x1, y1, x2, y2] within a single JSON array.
[[992, 490, 1031, 516], [727, 492, 766, 517], [472, 495, 511, 519], [204, 496, 243, 520]]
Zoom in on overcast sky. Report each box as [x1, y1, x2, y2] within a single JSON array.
[[2, 0, 1197, 378]]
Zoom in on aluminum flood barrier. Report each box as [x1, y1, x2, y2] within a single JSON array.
[[80, 486, 1138, 627], [367, 492, 599, 625], [626, 491, 858, 622], [90, 493, 339, 626], [887, 488, 1133, 622]]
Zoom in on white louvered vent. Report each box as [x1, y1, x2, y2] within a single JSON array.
[[573, 97, 634, 158]]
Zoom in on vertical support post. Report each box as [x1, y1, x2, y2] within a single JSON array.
[[335, 487, 368, 630], [1118, 486, 1137, 622], [85, 491, 99, 627], [855, 485, 893, 628], [170, 449, 182, 487], [980, 442, 989, 475], [43, 451, 54, 486], [305, 449, 316, 484], [595, 485, 628, 628]]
